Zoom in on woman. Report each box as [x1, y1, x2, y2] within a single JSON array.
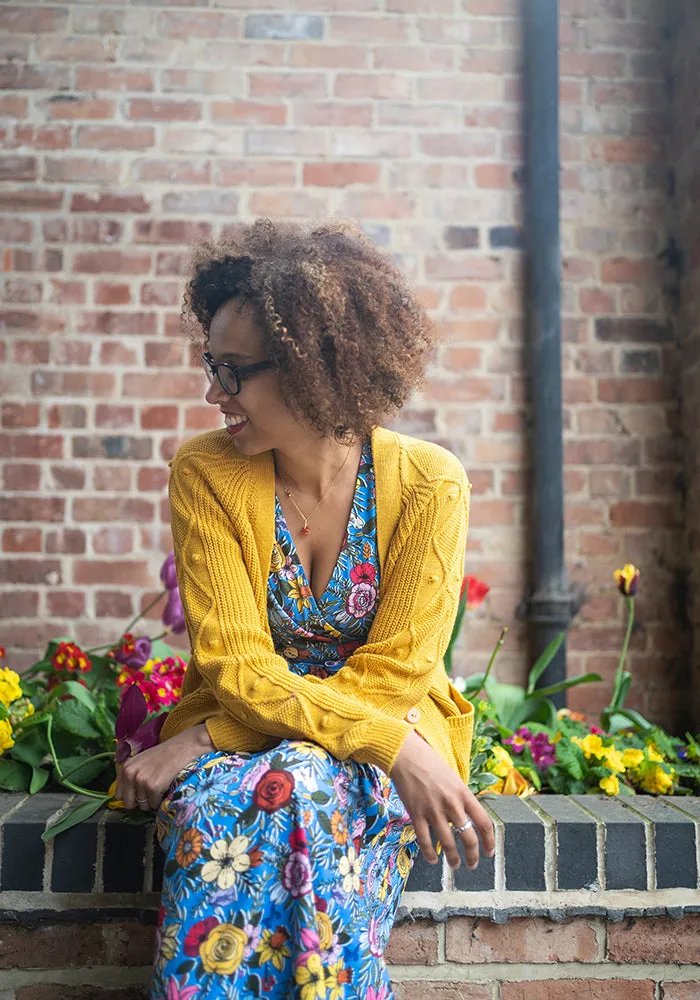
[[115, 219, 495, 1000]]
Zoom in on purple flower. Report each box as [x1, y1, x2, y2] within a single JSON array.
[[113, 636, 152, 669], [160, 552, 179, 592], [162, 587, 186, 634], [115, 683, 167, 764]]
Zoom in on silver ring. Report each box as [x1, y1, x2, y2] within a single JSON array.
[[136, 797, 149, 806], [453, 819, 474, 834]]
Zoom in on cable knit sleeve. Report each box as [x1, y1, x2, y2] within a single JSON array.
[[162, 450, 469, 776]]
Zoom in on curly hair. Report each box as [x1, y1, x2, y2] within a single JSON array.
[[182, 218, 435, 441]]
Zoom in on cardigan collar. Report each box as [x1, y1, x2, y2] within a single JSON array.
[[246, 426, 402, 599]]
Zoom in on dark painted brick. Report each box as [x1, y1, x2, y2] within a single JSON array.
[[444, 226, 480, 250], [490, 225, 523, 250], [571, 794, 647, 890], [51, 810, 99, 892], [534, 796, 599, 890], [453, 839, 496, 891], [483, 797, 546, 890], [103, 814, 147, 893], [244, 14, 323, 40], [595, 317, 673, 343], [623, 796, 697, 889], [1, 794, 68, 891], [406, 849, 444, 892], [620, 349, 660, 374]]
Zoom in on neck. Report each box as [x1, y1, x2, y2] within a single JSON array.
[[272, 434, 362, 501]]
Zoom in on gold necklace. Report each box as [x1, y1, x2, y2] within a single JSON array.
[[276, 447, 353, 536]]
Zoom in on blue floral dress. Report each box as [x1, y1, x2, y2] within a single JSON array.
[[153, 439, 419, 1000]]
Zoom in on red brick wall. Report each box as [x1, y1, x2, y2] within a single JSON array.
[[0, 1, 690, 731]]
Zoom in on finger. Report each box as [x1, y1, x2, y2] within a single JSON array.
[[134, 785, 154, 812], [434, 817, 461, 869], [413, 816, 439, 865], [454, 819, 480, 868], [464, 794, 496, 857]]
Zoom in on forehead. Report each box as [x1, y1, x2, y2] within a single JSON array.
[[208, 299, 262, 359]]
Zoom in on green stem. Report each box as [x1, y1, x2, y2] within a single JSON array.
[[470, 626, 508, 700], [45, 716, 107, 800], [611, 596, 634, 708], [61, 752, 114, 783], [123, 591, 167, 636]]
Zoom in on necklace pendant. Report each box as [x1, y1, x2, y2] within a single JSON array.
[[301, 525, 310, 536]]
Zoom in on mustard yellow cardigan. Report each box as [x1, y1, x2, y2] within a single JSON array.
[[159, 425, 475, 782]]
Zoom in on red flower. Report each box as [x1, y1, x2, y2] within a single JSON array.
[[51, 641, 92, 673], [183, 917, 218, 956], [289, 827, 308, 852], [350, 562, 376, 585], [460, 576, 490, 609], [253, 770, 295, 813]]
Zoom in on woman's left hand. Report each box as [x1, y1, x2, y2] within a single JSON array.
[[114, 723, 215, 811]]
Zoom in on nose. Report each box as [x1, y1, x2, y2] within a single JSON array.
[[205, 378, 230, 406]]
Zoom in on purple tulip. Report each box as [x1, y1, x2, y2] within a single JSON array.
[[115, 683, 167, 764], [160, 552, 179, 592], [162, 587, 186, 635], [113, 636, 152, 669]]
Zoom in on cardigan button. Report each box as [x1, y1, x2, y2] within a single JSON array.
[[406, 708, 421, 724], [428, 574, 439, 583], [320, 712, 332, 730], [192, 552, 202, 563]]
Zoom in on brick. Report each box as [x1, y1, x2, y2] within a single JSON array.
[[661, 986, 700, 1000], [73, 251, 151, 275], [385, 920, 439, 966], [73, 560, 152, 587], [45, 157, 121, 184], [49, 280, 86, 305], [77, 311, 157, 337], [2, 528, 41, 553], [95, 283, 132, 307], [72, 436, 152, 461], [140, 406, 179, 430], [3, 463, 41, 491], [158, 11, 239, 38], [0, 559, 61, 585], [48, 465, 85, 491], [31, 372, 115, 398], [445, 916, 599, 963], [0, 156, 37, 182], [162, 190, 239, 214], [0, 590, 39, 618], [133, 157, 211, 184], [245, 14, 323, 39], [0, 497, 64, 523], [127, 98, 202, 122], [12, 339, 50, 364], [0, 189, 63, 213], [93, 527, 134, 556], [608, 915, 700, 963], [96, 591, 133, 618], [73, 498, 155, 523], [70, 193, 150, 214], [2, 403, 39, 429], [595, 317, 672, 342], [77, 126, 155, 151], [137, 468, 169, 492], [93, 466, 132, 492], [47, 591, 85, 618], [134, 220, 212, 244], [45, 528, 86, 555], [47, 97, 115, 120], [76, 68, 154, 92], [501, 983, 654, 1000], [16, 987, 150, 1000], [249, 72, 328, 99], [47, 405, 86, 429], [335, 73, 412, 99], [0, 64, 71, 91], [392, 986, 492, 1000]]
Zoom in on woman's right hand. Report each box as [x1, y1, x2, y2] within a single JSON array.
[[390, 729, 495, 870]]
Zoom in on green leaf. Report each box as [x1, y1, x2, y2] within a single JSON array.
[[48, 681, 96, 712], [42, 796, 109, 841], [0, 702, 8, 721], [10, 733, 48, 768], [317, 810, 332, 834], [608, 709, 652, 734], [14, 710, 52, 731], [555, 740, 585, 780], [610, 671, 632, 712], [483, 679, 526, 730], [526, 632, 565, 694], [29, 766, 49, 794], [54, 701, 100, 739], [534, 673, 603, 699], [0, 758, 32, 791], [310, 790, 330, 805], [54, 755, 111, 787], [150, 639, 179, 662], [93, 704, 117, 747]]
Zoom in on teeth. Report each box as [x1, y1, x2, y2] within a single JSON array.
[[224, 414, 247, 427]]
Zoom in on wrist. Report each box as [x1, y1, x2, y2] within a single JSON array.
[[194, 722, 216, 752]]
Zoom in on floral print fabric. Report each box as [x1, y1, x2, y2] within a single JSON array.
[[152, 438, 418, 999]]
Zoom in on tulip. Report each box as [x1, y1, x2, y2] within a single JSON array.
[[614, 564, 639, 597], [160, 552, 179, 592], [114, 682, 167, 764], [113, 633, 152, 670], [460, 575, 490, 609], [162, 587, 186, 634]]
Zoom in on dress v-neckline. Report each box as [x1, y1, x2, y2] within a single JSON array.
[[275, 444, 366, 608]]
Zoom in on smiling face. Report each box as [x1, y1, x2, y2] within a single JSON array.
[[205, 297, 310, 456]]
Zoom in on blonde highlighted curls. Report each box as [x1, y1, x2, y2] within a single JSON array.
[[182, 218, 435, 441]]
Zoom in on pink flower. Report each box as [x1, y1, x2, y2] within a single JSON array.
[[282, 850, 312, 897], [167, 977, 199, 1000], [299, 926, 321, 952], [160, 552, 179, 591], [346, 581, 377, 619]]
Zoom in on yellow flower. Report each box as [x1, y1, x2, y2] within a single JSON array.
[[502, 767, 535, 797], [639, 764, 674, 795], [326, 957, 351, 1000], [623, 748, 645, 768], [614, 563, 640, 596], [646, 743, 665, 763], [599, 774, 620, 795], [330, 810, 348, 845], [107, 778, 125, 810], [294, 952, 326, 1000], [396, 846, 412, 879], [488, 745, 515, 778], [400, 823, 416, 844], [573, 734, 605, 759], [257, 927, 291, 971], [0, 718, 15, 755], [158, 923, 180, 964], [315, 910, 334, 951], [601, 747, 626, 774], [288, 576, 313, 612], [199, 923, 247, 975], [270, 542, 285, 572], [0, 667, 22, 708], [338, 845, 362, 894]]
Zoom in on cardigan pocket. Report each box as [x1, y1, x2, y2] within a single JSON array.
[[446, 711, 474, 785]]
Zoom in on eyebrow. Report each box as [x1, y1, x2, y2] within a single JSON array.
[[216, 351, 253, 362]]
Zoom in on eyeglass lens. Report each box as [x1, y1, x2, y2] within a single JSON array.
[[202, 356, 240, 395]]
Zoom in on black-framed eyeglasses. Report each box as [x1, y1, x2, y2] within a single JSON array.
[[201, 352, 276, 396]]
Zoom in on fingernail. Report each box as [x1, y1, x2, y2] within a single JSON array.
[[468, 861, 478, 870], [486, 849, 495, 858]]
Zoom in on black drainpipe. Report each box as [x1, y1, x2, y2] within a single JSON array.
[[522, 0, 575, 703]]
